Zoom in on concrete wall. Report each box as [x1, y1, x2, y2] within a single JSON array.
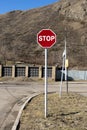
[[68, 70, 87, 80], [56, 69, 87, 81], [0, 65, 56, 81], [0, 64, 87, 81]]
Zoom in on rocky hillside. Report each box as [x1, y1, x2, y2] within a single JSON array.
[[0, 0, 87, 69]]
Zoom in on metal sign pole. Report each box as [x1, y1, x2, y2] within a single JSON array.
[[65, 37, 67, 81], [66, 67, 68, 94], [65, 59, 69, 94], [37, 29, 56, 118], [45, 48, 48, 118], [59, 56, 64, 98]]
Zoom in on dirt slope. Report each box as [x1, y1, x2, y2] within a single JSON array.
[[0, 0, 87, 69]]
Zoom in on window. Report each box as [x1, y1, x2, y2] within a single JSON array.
[[16, 67, 25, 77], [29, 67, 39, 77], [2, 67, 12, 77], [42, 67, 52, 77]]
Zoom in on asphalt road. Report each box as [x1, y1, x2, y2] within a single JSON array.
[[0, 81, 87, 130]]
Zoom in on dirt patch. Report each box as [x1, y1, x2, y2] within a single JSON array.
[[19, 93, 87, 130]]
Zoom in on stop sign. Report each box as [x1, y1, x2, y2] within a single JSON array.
[[37, 29, 56, 48]]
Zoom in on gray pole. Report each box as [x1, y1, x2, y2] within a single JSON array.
[[59, 56, 64, 98], [45, 48, 48, 118], [65, 37, 67, 81], [66, 67, 68, 94]]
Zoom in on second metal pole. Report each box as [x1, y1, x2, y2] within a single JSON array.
[[45, 48, 48, 118]]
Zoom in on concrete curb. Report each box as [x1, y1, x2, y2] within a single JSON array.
[[11, 93, 40, 130]]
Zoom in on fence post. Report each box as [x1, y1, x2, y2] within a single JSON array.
[[26, 66, 29, 77], [0, 65, 2, 77], [52, 66, 56, 81], [39, 66, 42, 79], [12, 65, 15, 78]]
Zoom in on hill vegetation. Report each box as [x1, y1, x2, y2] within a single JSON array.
[[0, 0, 87, 69]]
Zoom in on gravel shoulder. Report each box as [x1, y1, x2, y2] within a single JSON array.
[[19, 92, 87, 130]]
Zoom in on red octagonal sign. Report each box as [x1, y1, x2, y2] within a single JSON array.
[[37, 29, 56, 48]]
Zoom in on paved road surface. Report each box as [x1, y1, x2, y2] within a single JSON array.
[[0, 81, 87, 130]]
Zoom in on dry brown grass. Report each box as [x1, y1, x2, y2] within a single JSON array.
[[19, 93, 87, 130]]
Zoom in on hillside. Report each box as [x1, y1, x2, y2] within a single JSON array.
[[0, 0, 87, 69]]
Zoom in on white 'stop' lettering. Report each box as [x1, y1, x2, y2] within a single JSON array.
[[39, 36, 55, 41]]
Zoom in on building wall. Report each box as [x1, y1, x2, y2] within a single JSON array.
[[0, 65, 87, 81], [68, 70, 87, 80], [56, 69, 87, 81], [0, 65, 56, 81]]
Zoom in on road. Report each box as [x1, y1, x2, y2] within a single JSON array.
[[0, 81, 87, 130]]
